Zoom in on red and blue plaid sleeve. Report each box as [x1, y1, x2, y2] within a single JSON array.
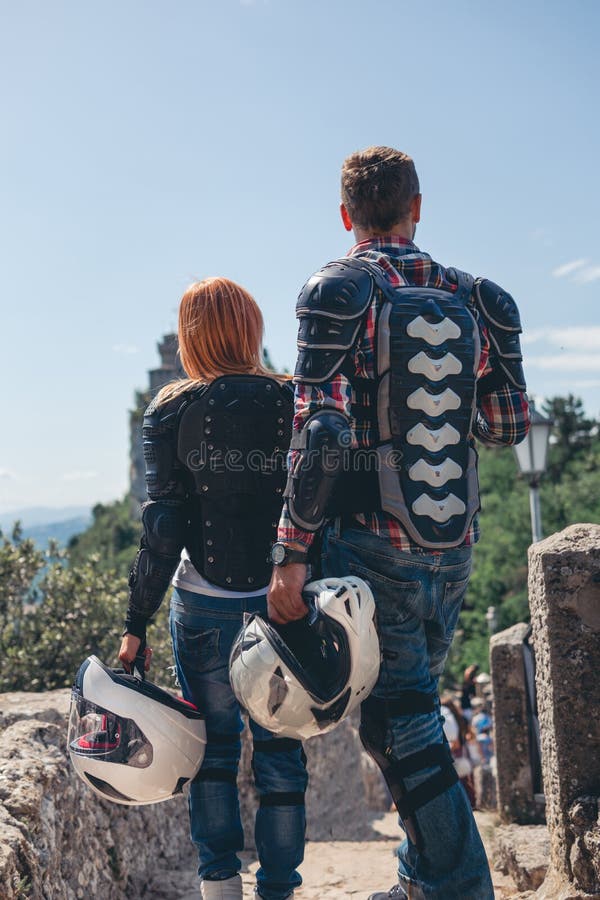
[[475, 388, 530, 446]]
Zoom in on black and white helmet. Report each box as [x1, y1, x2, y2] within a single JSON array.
[[68, 656, 206, 805], [229, 576, 380, 740]]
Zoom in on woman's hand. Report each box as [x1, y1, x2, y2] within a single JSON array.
[[118, 633, 153, 673]]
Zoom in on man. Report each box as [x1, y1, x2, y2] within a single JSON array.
[[268, 146, 529, 899]]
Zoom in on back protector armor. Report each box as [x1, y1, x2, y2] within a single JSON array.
[[178, 375, 293, 589], [293, 259, 481, 549], [375, 268, 481, 548]]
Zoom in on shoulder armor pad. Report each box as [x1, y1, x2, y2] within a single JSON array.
[[474, 280, 526, 391], [294, 260, 375, 384], [143, 391, 195, 497], [474, 279, 522, 333], [144, 390, 194, 431]]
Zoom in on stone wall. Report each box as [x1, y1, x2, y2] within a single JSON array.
[[0, 691, 193, 900], [0, 691, 390, 899], [528, 523, 600, 899]]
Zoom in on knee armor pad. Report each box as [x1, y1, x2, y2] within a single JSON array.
[[360, 693, 458, 851]]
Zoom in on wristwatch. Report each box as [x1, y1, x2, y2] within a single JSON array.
[[271, 542, 309, 567]]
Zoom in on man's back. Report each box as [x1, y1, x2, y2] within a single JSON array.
[[278, 235, 529, 553]]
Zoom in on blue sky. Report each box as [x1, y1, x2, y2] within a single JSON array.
[[1, 0, 599, 512]]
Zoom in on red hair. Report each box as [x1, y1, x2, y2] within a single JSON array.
[[156, 277, 274, 404]]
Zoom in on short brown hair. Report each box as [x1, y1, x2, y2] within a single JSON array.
[[341, 146, 420, 232]]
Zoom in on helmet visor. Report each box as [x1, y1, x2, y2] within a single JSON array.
[[265, 613, 351, 704], [68, 691, 153, 769]]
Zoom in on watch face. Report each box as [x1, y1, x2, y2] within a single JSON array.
[[272, 543, 287, 565]]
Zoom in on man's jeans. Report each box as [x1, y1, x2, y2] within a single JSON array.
[[321, 522, 494, 900], [170, 587, 307, 900]]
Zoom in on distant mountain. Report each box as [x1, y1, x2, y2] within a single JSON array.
[[0, 506, 92, 548], [23, 516, 92, 549], [0, 505, 91, 530]]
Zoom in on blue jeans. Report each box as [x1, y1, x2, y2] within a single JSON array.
[[321, 522, 493, 900], [170, 587, 307, 900]]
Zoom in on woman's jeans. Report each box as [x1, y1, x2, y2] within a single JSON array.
[[170, 587, 307, 900], [321, 522, 494, 900]]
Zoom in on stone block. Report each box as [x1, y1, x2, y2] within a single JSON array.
[[495, 823, 550, 891], [491, 622, 538, 823], [529, 523, 600, 899], [0, 691, 191, 900], [474, 763, 497, 811]]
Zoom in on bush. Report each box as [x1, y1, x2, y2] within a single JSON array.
[[0, 527, 174, 693]]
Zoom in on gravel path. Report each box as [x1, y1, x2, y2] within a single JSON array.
[[144, 811, 523, 899]]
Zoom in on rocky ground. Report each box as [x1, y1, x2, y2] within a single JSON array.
[[0, 690, 547, 899], [144, 811, 525, 900]]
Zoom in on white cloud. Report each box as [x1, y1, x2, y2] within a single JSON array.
[[0, 468, 16, 480], [522, 326, 600, 352], [552, 259, 588, 278], [527, 354, 600, 372], [62, 471, 98, 482], [573, 265, 600, 285], [551, 259, 600, 284], [112, 343, 139, 354]]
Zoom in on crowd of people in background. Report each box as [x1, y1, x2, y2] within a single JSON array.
[[440, 665, 495, 809]]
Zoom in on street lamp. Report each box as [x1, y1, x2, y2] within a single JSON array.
[[513, 400, 554, 543], [485, 605, 498, 635]]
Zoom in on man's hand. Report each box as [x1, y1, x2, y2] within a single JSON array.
[[268, 563, 309, 624], [118, 633, 153, 673]]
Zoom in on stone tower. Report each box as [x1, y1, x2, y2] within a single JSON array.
[[129, 334, 184, 517]]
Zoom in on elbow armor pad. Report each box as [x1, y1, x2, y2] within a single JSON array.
[[128, 547, 180, 621], [294, 259, 375, 384], [127, 501, 187, 621], [284, 410, 351, 532], [141, 500, 187, 558], [474, 279, 526, 392]]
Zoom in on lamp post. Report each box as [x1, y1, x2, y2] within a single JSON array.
[[513, 401, 554, 543], [485, 605, 498, 635]]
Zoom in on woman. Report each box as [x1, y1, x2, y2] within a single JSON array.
[[441, 694, 476, 808], [119, 278, 306, 900]]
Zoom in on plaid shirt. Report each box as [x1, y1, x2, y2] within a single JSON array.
[[278, 237, 530, 552]]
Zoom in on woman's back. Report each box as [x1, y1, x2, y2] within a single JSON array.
[[146, 373, 293, 591]]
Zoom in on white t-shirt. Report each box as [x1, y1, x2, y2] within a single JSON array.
[[171, 548, 268, 598], [441, 705, 460, 745]]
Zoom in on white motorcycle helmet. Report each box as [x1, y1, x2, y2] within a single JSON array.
[[68, 656, 206, 805], [229, 576, 380, 740]]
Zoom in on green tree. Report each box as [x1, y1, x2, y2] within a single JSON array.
[[542, 394, 595, 481], [444, 395, 600, 685], [68, 496, 140, 578]]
